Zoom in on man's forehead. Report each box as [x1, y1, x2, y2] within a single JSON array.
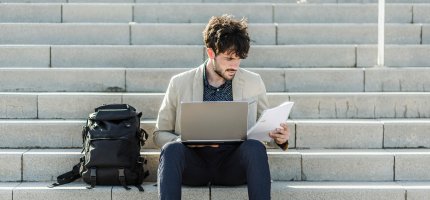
[[218, 51, 240, 59]]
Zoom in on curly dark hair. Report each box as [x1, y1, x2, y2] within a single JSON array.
[[203, 14, 250, 59]]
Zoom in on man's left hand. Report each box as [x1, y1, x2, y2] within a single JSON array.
[[268, 123, 290, 145]]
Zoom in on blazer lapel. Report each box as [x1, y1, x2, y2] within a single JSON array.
[[233, 69, 244, 101], [192, 64, 205, 101]]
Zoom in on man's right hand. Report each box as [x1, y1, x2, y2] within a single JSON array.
[[187, 144, 219, 148]]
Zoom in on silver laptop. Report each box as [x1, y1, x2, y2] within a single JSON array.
[[180, 101, 248, 144]]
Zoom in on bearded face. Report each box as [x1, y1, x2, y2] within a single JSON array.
[[211, 51, 241, 81]]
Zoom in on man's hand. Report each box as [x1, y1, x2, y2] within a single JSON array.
[[187, 144, 219, 148], [268, 123, 290, 145]]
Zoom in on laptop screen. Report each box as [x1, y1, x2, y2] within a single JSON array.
[[180, 101, 249, 143]]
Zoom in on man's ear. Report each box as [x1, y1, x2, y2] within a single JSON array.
[[207, 48, 216, 59]]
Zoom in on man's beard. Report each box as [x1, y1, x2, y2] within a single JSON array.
[[213, 61, 236, 81]]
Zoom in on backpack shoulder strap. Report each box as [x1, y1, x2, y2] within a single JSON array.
[[48, 163, 81, 188]]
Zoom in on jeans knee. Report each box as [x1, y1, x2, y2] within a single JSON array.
[[162, 141, 184, 151], [242, 139, 266, 151], [240, 139, 267, 159], [160, 141, 185, 161]]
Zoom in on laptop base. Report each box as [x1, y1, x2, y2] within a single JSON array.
[[181, 140, 244, 145]]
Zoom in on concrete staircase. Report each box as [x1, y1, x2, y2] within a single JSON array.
[[1, 0, 430, 199]]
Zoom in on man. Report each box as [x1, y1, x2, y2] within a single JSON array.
[[153, 14, 289, 200]]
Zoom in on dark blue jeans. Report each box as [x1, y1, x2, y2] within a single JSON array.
[[157, 139, 271, 200]]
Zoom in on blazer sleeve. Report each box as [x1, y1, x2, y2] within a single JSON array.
[[256, 75, 289, 151], [153, 77, 180, 149], [256, 75, 270, 119]]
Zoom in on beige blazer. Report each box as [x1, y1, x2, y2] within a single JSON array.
[[153, 63, 270, 148]]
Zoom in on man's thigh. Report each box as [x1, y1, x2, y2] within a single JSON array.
[[181, 146, 213, 186], [212, 140, 269, 186], [212, 145, 247, 186]]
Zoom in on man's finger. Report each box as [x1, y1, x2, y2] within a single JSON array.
[[280, 123, 289, 131], [269, 131, 285, 139]]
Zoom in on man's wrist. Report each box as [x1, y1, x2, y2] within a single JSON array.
[[277, 140, 289, 150]]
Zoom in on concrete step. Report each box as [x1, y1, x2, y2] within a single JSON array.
[[3, 44, 430, 68], [278, 4, 429, 24], [0, 0, 67, 2], [2, 92, 430, 119], [0, 4, 61, 23], [0, 182, 19, 200], [0, 45, 51, 67], [278, 23, 422, 45], [1, 0, 430, 3], [0, 23, 130, 45], [213, 181, 430, 200], [65, 3, 273, 23], [364, 68, 430, 92], [131, 23, 276, 45], [297, 119, 430, 149], [1, 23, 424, 45], [3, 68, 430, 93], [0, 68, 362, 93], [0, 149, 28, 182], [136, 23, 429, 45], [414, 4, 430, 23], [4, 181, 430, 200], [1, 3, 428, 23], [47, 45, 205, 68], [0, 23, 275, 45], [133, 3, 272, 23], [14, 149, 301, 182], [1, 181, 208, 200], [0, 68, 128, 93], [3, 149, 430, 182], [246, 45, 430, 67], [135, 3, 415, 23], [283, 67, 430, 92], [285, 92, 430, 119], [292, 0, 430, 2], [62, 4, 133, 23], [358, 45, 430, 67], [0, 45, 205, 68], [275, 4, 412, 23], [2, 119, 430, 149]]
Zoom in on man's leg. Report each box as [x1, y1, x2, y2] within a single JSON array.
[[158, 142, 212, 200], [213, 140, 271, 200]]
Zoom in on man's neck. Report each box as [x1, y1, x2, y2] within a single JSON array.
[[205, 59, 226, 88]]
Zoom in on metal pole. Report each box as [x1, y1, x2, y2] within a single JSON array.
[[377, 0, 385, 67]]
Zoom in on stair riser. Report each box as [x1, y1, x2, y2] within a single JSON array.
[[1, 150, 430, 182], [1, 4, 429, 23], [2, 93, 430, 119]]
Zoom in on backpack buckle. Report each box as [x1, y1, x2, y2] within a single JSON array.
[[90, 168, 96, 177], [87, 168, 97, 189], [118, 168, 131, 190], [118, 168, 125, 177]]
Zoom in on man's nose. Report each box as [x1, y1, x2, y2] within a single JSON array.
[[230, 60, 241, 69]]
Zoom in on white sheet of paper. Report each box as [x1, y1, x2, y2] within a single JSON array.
[[247, 101, 294, 142]]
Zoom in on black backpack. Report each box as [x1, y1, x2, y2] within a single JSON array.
[[51, 104, 149, 191]]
